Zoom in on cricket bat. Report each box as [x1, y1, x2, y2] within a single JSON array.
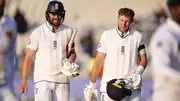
[[66, 28, 78, 58]]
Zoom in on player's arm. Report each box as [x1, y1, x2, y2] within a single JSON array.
[[84, 51, 105, 101], [90, 32, 107, 81], [84, 32, 106, 100], [129, 46, 147, 91], [90, 52, 105, 83], [138, 53, 147, 68], [135, 53, 147, 75], [135, 34, 147, 75], [21, 48, 36, 86], [19, 28, 39, 93]]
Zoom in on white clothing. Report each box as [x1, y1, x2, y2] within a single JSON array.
[[97, 28, 146, 92], [34, 81, 69, 101], [27, 22, 74, 101], [150, 18, 180, 101], [27, 22, 73, 83]]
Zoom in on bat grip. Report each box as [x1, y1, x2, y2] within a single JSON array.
[[66, 42, 75, 58]]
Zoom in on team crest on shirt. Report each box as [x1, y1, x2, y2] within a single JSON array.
[[97, 43, 101, 49], [28, 39, 31, 44], [121, 46, 125, 55]]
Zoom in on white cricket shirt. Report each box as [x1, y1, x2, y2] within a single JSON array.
[[97, 28, 146, 92], [150, 18, 180, 101], [27, 22, 72, 83]]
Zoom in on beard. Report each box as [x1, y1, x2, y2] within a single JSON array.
[[51, 18, 61, 27]]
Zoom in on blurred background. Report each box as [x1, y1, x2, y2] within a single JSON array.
[[3, 0, 169, 101]]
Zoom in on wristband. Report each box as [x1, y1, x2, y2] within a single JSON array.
[[89, 81, 96, 88], [136, 65, 144, 75]]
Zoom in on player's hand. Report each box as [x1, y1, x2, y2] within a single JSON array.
[[84, 81, 98, 101], [61, 59, 80, 79], [131, 73, 142, 91], [130, 65, 144, 90], [19, 82, 28, 93]]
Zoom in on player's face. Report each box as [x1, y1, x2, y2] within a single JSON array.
[[117, 15, 131, 33], [49, 13, 61, 27]]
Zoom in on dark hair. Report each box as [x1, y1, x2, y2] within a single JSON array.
[[167, 0, 180, 6], [118, 8, 135, 22]]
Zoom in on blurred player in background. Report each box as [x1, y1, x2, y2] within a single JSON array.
[[14, 7, 30, 74], [84, 8, 147, 101], [150, 0, 180, 101], [14, 7, 32, 101], [0, 0, 18, 100], [18, 0, 79, 101]]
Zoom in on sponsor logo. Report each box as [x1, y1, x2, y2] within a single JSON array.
[[28, 39, 31, 44], [98, 43, 101, 48]]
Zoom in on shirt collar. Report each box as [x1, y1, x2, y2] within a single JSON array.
[[116, 27, 131, 38], [167, 18, 180, 34], [45, 21, 61, 33]]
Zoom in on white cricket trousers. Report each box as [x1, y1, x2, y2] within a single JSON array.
[[34, 81, 70, 101], [101, 90, 141, 101]]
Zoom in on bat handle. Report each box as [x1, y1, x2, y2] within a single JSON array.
[[66, 28, 78, 58]]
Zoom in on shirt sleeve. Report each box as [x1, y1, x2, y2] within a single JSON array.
[[27, 29, 39, 50], [97, 31, 106, 53], [138, 35, 146, 55]]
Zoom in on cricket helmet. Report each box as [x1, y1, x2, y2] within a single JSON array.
[[106, 79, 132, 101], [45, 0, 66, 25]]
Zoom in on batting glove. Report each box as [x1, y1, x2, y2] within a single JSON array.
[[84, 81, 98, 101], [61, 59, 80, 79], [130, 73, 142, 91], [129, 65, 144, 90]]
